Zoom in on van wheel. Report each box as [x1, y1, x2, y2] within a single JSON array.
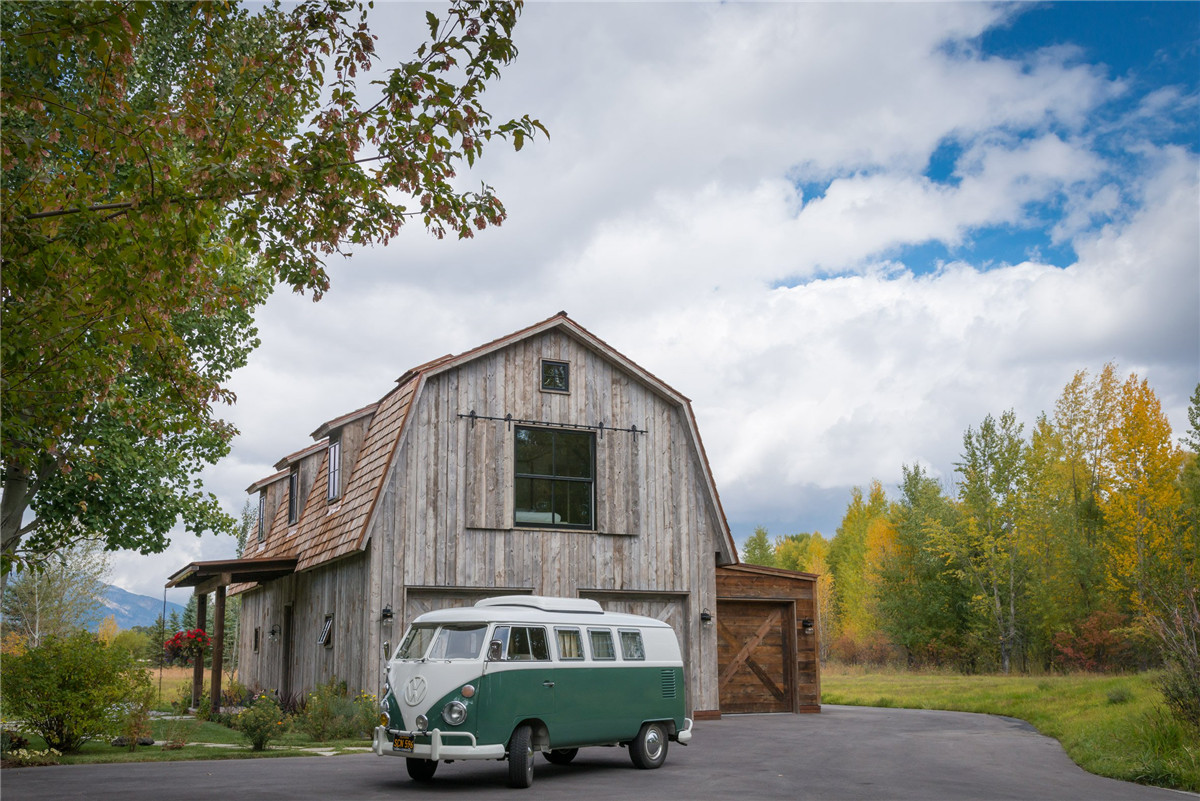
[[405, 758, 438, 782], [508, 724, 535, 788], [545, 748, 578, 765], [629, 721, 668, 769]]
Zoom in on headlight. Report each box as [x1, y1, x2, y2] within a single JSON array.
[[442, 701, 468, 726], [415, 714, 429, 732]]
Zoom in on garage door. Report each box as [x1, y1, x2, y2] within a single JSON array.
[[716, 599, 795, 713], [578, 591, 689, 659], [402, 587, 532, 629]]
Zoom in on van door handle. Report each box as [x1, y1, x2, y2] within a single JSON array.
[[542, 680, 555, 688]]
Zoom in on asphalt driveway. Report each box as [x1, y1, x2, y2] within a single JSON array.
[[3, 705, 1193, 801]]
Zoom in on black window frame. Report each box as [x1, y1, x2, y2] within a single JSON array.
[[514, 425, 595, 530], [540, 359, 570, 393]]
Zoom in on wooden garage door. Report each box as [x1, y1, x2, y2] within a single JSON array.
[[578, 591, 689, 660], [403, 587, 532, 629], [717, 600, 795, 713]]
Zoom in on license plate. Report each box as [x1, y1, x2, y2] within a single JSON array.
[[392, 735, 414, 752]]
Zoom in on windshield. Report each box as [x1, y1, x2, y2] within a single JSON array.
[[396, 624, 437, 660], [428, 624, 488, 660]]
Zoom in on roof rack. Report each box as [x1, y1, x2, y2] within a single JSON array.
[[474, 595, 604, 614]]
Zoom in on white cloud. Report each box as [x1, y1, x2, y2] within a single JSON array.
[[109, 2, 1198, 599]]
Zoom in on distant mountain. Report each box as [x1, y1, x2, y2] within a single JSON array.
[[98, 585, 186, 631]]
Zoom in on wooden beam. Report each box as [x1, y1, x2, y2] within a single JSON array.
[[192, 592, 207, 709], [194, 573, 232, 596], [211, 586, 226, 717]]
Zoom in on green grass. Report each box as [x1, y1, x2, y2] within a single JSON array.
[[5, 718, 373, 766], [822, 666, 1199, 792]]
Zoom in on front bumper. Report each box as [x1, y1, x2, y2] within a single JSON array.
[[674, 717, 694, 745], [372, 726, 506, 761]]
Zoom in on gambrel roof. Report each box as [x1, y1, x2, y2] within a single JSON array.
[[235, 313, 737, 586]]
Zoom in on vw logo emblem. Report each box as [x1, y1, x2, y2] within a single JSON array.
[[403, 676, 428, 706]]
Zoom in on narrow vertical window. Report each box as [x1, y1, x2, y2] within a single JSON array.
[[317, 614, 334, 648], [253, 627, 261, 653], [257, 492, 267, 542], [287, 468, 299, 525], [327, 437, 342, 502]]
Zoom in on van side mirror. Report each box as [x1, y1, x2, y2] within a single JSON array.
[[487, 640, 503, 662], [382, 640, 390, 661]]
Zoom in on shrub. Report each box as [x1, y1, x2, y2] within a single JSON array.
[[1149, 592, 1200, 734], [294, 677, 377, 741], [0, 631, 152, 753], [235, 693, 288, 751], [4, 748, 61, 766], [1, 728, 29, 754], [117, 681, 156, 750], [1052, 607, 1135, 672]]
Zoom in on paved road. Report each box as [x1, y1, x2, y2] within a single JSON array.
[[3, 706, 1194, 800]]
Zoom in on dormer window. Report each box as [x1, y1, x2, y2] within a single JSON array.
[[287, 467, 300, 525], [257, 492, 267, 542], [540, 359, 569, 393], [327, 436, 342, 502]]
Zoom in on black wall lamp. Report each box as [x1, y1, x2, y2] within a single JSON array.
[[268, 624, 281, 641], [381, 606, 394, 624], [801, 618, 814, 635], [699, 609, 713, 623]]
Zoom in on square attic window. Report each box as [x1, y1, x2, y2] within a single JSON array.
[[540, 359, 569, 393]]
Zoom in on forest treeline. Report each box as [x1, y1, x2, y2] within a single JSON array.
[[745, 365, 1199, 677]]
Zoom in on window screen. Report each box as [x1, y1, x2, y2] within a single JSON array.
[[620, 630, 646, 660], [589, 628, 616, 660]]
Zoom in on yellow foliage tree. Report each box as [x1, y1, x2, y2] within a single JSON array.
[[97, 614, 120, 646], [774, 532, 836, 660], [1101, 374, 1183, 610]]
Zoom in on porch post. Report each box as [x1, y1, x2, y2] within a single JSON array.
[[192, 592, 207, 709], [211, 585, 226, 716]]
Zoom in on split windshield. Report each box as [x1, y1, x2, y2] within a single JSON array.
[[396, 623, 488, 660]]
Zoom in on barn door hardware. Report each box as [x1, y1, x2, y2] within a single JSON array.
[[459, 411, 647, 436]]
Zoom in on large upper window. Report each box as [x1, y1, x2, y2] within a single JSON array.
[[514, 426, 594, 529]]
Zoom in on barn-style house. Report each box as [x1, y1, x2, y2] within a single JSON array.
[[168, 314, 819, 717]]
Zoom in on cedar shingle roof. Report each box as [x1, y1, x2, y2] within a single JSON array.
[[236, 313, 737, 589]]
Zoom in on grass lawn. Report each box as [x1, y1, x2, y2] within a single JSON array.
[[9, 717, 372, 766], [822, 665, 1199, 793]]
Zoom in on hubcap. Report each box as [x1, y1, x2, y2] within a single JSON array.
[[645, 727, 663, 760]]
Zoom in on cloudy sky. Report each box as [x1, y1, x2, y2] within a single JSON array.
[[120, 1, 1200, 604]]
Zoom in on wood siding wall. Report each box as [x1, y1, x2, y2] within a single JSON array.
[[364, 330, 727, 712], [237, 554, 371, 698]]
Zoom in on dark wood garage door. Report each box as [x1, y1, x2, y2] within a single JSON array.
[[717, 600, 796, 713]]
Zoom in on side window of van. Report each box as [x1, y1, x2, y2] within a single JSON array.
[[589, 628, 616, 660], [556, 628, 584, 660], [505, 626, 550, 661], [619, 630, 646, 661]]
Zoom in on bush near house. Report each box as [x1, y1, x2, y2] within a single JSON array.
[[1, 631, 152, 752]]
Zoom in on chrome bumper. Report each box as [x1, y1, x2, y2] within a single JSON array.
[[372, 726, 506, 761]]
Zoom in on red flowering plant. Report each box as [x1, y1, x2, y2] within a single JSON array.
[[164, 629, 211, 666]]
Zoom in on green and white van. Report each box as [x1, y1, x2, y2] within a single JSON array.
[[372, 595, 693, 787]]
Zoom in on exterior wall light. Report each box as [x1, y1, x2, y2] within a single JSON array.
[[699, 609, 713, 623], [381, 606, 394, 624]]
